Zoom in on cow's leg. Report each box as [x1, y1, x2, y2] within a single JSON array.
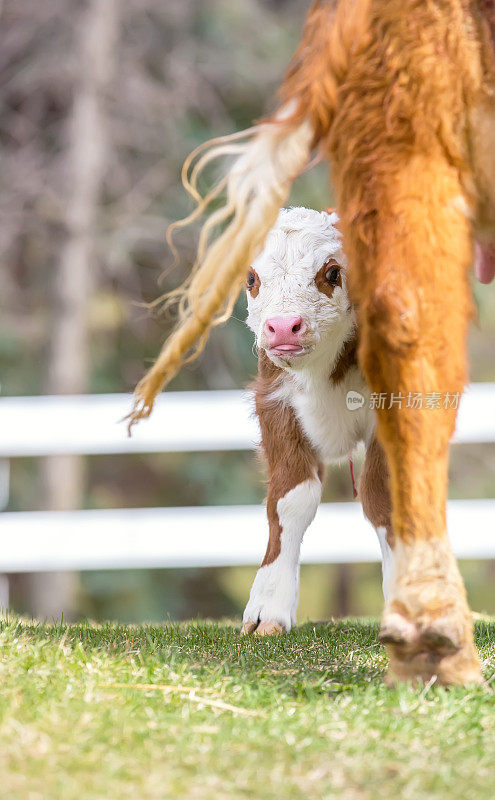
[[346, 156, 482, 685], [359, 436, 395, 602], [242, 361, 322, 635]]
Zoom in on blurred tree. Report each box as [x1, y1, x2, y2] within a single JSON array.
[[11, 0, 121, 617], [2, 0, 315, 622]]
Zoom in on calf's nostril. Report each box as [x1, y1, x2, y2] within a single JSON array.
[[292, 322, 301, 333]]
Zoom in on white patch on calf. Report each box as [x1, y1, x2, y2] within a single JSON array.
[[242, 477, 321, 631], [376, 527, 395, 602], [287, 364, 372, 463], [451, 194, 473, 220]]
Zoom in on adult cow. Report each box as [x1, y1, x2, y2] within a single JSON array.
[[129, 1, 495, 685]]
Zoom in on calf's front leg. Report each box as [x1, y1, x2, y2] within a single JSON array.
[[359, 436, 395, 602], [242, 473, 321, 635], [242, 356, 322, 635]]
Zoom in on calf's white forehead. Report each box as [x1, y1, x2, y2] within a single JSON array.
[[252, 207, 345, 283], [246, 207, 348, 330]]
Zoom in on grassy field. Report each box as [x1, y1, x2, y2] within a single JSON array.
[[0, 617, 494, 800]]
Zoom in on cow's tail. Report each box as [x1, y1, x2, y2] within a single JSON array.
[[127, 107, 315, 429], [127, 0, 358, 429]]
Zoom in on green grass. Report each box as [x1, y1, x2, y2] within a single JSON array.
[[0, 617, 494, 800]]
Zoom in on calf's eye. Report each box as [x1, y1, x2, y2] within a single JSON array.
[[325, 266, 340, 284], [315, 260, 342, 297], [246, 268, 260, 297]]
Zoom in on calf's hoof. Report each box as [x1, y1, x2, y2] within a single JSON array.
[[241, 619, 286, 636]]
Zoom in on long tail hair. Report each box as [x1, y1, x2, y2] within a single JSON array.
[[127, 109, 314, 428], [127, 0, 357, 429]]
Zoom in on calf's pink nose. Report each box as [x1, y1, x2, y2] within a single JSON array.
[[264, 315, 305, 347]]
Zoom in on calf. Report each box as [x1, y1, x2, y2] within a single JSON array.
[[242, 206, 393, 635]]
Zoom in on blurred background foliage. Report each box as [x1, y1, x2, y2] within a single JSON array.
[[1, 0, 494, 623]]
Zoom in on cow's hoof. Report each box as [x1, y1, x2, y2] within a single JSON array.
[[381, 539, 483, 686], [241, 620, 286, 636], [380, 609, 482, 686], [379, 612, 417, 646], [385, 641, 483, 687]]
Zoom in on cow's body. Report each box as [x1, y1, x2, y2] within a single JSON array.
[[242, 208, 393, 634]]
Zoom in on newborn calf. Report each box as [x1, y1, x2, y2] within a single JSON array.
[[243, 207, 393, 635]]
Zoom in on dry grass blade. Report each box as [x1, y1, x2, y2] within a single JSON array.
[[101, 682, 266, 718]]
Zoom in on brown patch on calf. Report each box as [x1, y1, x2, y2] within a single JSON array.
[[247, 268, 261, 299], [329, 334, 358, 385], [315, 258, 342, 298], [359, 436, 393, 547], [254, 351, 322, 567]]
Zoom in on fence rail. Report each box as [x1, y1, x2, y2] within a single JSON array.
[[1, 382, 495, 458], [2, 499, 495, 573], [1, 384, 494, 574]]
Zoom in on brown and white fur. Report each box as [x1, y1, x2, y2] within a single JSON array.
[[242, 207, 393, 635], [130, 0, 495, 685]]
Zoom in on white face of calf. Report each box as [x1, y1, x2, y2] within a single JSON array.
[[246, 207, 353, 371]]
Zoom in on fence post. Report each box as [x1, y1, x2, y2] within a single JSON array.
[[0, 574, 9, 613], [0, 458, 10, 510]]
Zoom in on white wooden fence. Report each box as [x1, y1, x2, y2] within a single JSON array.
[[0, 384, 494, 577]]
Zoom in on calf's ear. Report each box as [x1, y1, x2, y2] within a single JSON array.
[[323, 207, 341, 230]]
